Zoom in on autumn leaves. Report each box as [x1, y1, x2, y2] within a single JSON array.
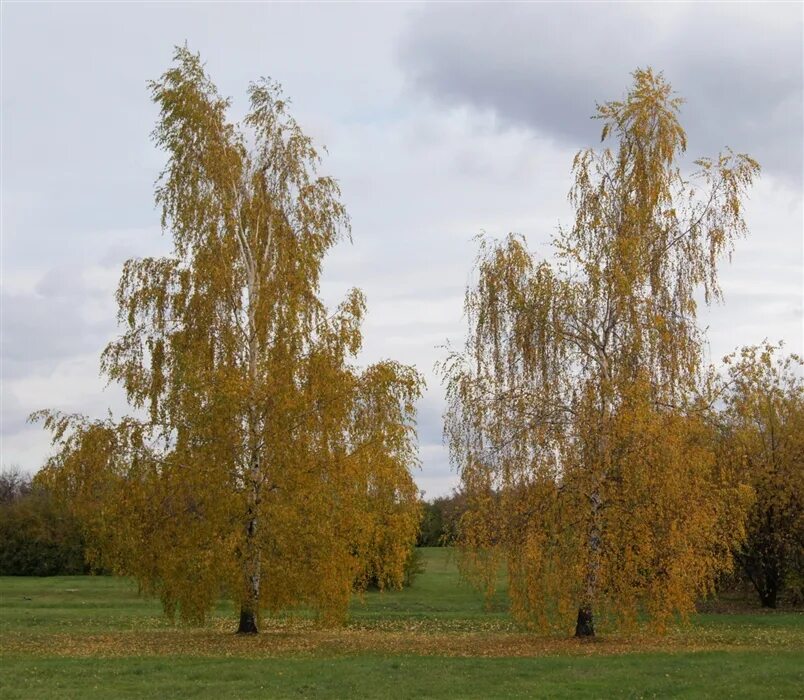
[[443, 70, 797, 636], [34, 54, 800, 637], [37, 47, 423, 634]]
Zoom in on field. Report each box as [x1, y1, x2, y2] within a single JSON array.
[[1, 548, 802, 698]]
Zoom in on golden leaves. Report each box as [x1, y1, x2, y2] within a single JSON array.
[[444, 69, 759, 633], [32, 47, 423, 630], [718, 343, 804, 607]]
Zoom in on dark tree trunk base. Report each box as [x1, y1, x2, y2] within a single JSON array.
[[758, 580, 779, 609], [575, 606, 595, 638], [237, 609, 258, 635]]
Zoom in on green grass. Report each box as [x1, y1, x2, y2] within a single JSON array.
[[350, 547, 510, 627], [0, 548, 507, 635], [1, 548, 802, 698], [2, 652, 802, 699]]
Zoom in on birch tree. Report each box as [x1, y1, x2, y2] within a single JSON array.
[[34, 47, 423, 634], [443, 69, 757, 636]]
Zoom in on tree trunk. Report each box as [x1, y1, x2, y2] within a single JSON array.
[[577, 386, 607, 640], [577, 489, 602, 639], [575, 606, 595, 637], [742, 554, 781, 609], [237, 607, 259, 634], [237, 252, 263, 635], [759, 585, 778, 609], [236, 468, 261, 635], [236, 514, 261, 634]]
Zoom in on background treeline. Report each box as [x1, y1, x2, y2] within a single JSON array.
[[0, 468, 88, 576], [3, 368, 801, 612], [417, 492, 466, 547], [2, 444, 802, 611]]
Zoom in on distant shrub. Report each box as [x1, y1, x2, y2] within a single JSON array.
[[358, 542, 426, 591], [417, 491, 466, 547], [402, 545, 426, 587], [0, 468, 88, 576]]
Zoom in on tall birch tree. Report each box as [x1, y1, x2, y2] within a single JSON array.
[[443, 69, 757, 636], [34, 47, 423, 634]]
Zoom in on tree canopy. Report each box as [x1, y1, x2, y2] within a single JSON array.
[[443, 68, 759, 636], [34, 47, 423, 633]]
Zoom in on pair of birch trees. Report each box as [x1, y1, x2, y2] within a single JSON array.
[[38, 53, 774, 637]]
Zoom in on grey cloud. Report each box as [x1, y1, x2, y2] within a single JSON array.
[[2, 271, 115, 378], [34, 266, 107, 300], [702, 289, 803, 364], [1, 386, 28, 438], [415, 390, 447, 447], [416, 444, 456, 500], [400, 3, 803, 182]]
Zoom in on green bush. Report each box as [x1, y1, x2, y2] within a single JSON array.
[[417, 492, 466, 547], [402, 545, 426, 587], [0, 469, 88, 576]]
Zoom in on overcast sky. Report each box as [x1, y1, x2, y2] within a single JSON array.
[[2, 2, 802, 497]]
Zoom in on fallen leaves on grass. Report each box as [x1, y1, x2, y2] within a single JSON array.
[[2, 616, 801, 660]]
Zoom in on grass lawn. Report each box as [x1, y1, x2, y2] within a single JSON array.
[[1, 548, 802, 698]]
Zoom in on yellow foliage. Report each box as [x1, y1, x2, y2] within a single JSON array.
[[443, 69, 758, 635], [33, 47, 423, 631], [717, 343, 804, 607]]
